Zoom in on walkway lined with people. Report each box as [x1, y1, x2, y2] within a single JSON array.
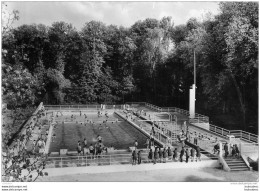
[[121, 105, 241, 160]]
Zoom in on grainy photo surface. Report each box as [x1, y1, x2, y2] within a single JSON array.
[[1, 1, 258, 185]]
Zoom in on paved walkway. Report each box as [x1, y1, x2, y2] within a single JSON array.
[[38, 159, 217, 177], [36, 166, 258, 182]]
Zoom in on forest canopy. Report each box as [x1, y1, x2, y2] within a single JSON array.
[[2, 2, 258, 132]]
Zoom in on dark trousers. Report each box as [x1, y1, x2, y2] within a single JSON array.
[[138, 158, 141, 164], [225, 150, 229, 158], [180, 155, 183, 162], [186, 156, 189, 163]]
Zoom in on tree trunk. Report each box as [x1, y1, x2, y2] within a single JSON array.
[[229, 71, 246, 130]]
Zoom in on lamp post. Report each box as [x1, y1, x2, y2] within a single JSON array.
[[189, 50, 196, 119]]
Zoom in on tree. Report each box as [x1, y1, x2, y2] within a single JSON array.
[[221, 2, 258, 129], [2, 6, 48, 182]]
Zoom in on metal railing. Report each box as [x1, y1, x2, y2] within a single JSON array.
[[125, 102, 146, 106], [45, 105, 125, 111], [44, 150, 217, 168], [45, 105, 101, 110], [161, 107, 209, 123], [45, 154, 136, 168], [209, 125, 258, 143], [145, 103, 163, 112], [230, 130, 258, 143]]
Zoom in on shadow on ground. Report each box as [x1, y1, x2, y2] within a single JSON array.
[[185, 175, 222, 182]]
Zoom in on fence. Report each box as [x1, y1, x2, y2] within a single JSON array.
[[145, 103, 163, 112], [44, 104, 126, 111], [144, 103, 257, 143], [45, 154, 136, 168], [45, 105, 101, 110], [209, 124, 258, 143], [44, 150, 218, 168], [125, 102, 147, 106]]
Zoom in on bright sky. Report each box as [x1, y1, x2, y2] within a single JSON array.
[[4, 1, 220, 29]]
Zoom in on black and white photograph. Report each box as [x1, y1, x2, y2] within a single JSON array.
[[1, 0, 259, 188]]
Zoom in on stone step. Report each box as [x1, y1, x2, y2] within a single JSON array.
[[230, 167, 250, 171], [228, 163, 247, 166]]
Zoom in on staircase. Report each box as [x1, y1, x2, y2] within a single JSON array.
[[225, 157, 250, 171], [170, 121, 180, 143], [171, 132, 178, 143]]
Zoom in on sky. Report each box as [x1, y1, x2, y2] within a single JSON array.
[[4, 1, 220, 30]]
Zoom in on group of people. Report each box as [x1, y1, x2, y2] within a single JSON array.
[[223, 143, 240, 158], [7, 106, 47, 159], [132, 145, 201, 165], [76, 135, 114, 157]]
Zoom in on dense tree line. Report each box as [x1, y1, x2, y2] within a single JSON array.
[[2, 2, 258, 132]]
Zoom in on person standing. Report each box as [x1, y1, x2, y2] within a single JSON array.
[[150, 133, 155, 146], [162, 148, 167, 163], [134, 140, 138, 149], [186, 130, 191, 142], [137, 151, 142, 165], [183, 121, 187, 131], [83, 138, 87, 148], [158, 147, 163, 163], [213, 144, 220, 154], [168, 147, 173, 160], [132, 150, 137, 165], [194, 134, 198, 145], [224, 143, 229, 158], [77, 141, 82, 156], [196, 146, 201, 161], [97, 135, 102, 143], [180, 147, 185, 162], [145, 138, 150, 150], [154, 147, 159, 164], [148, 149, 153, 163], [190, 147, 195, 162], [185, 148, 190, 163], [173, 148, 178, 161], [235, 144, 240, 157], [231, 145, 236, 158], [89, 144, 94, 157]]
